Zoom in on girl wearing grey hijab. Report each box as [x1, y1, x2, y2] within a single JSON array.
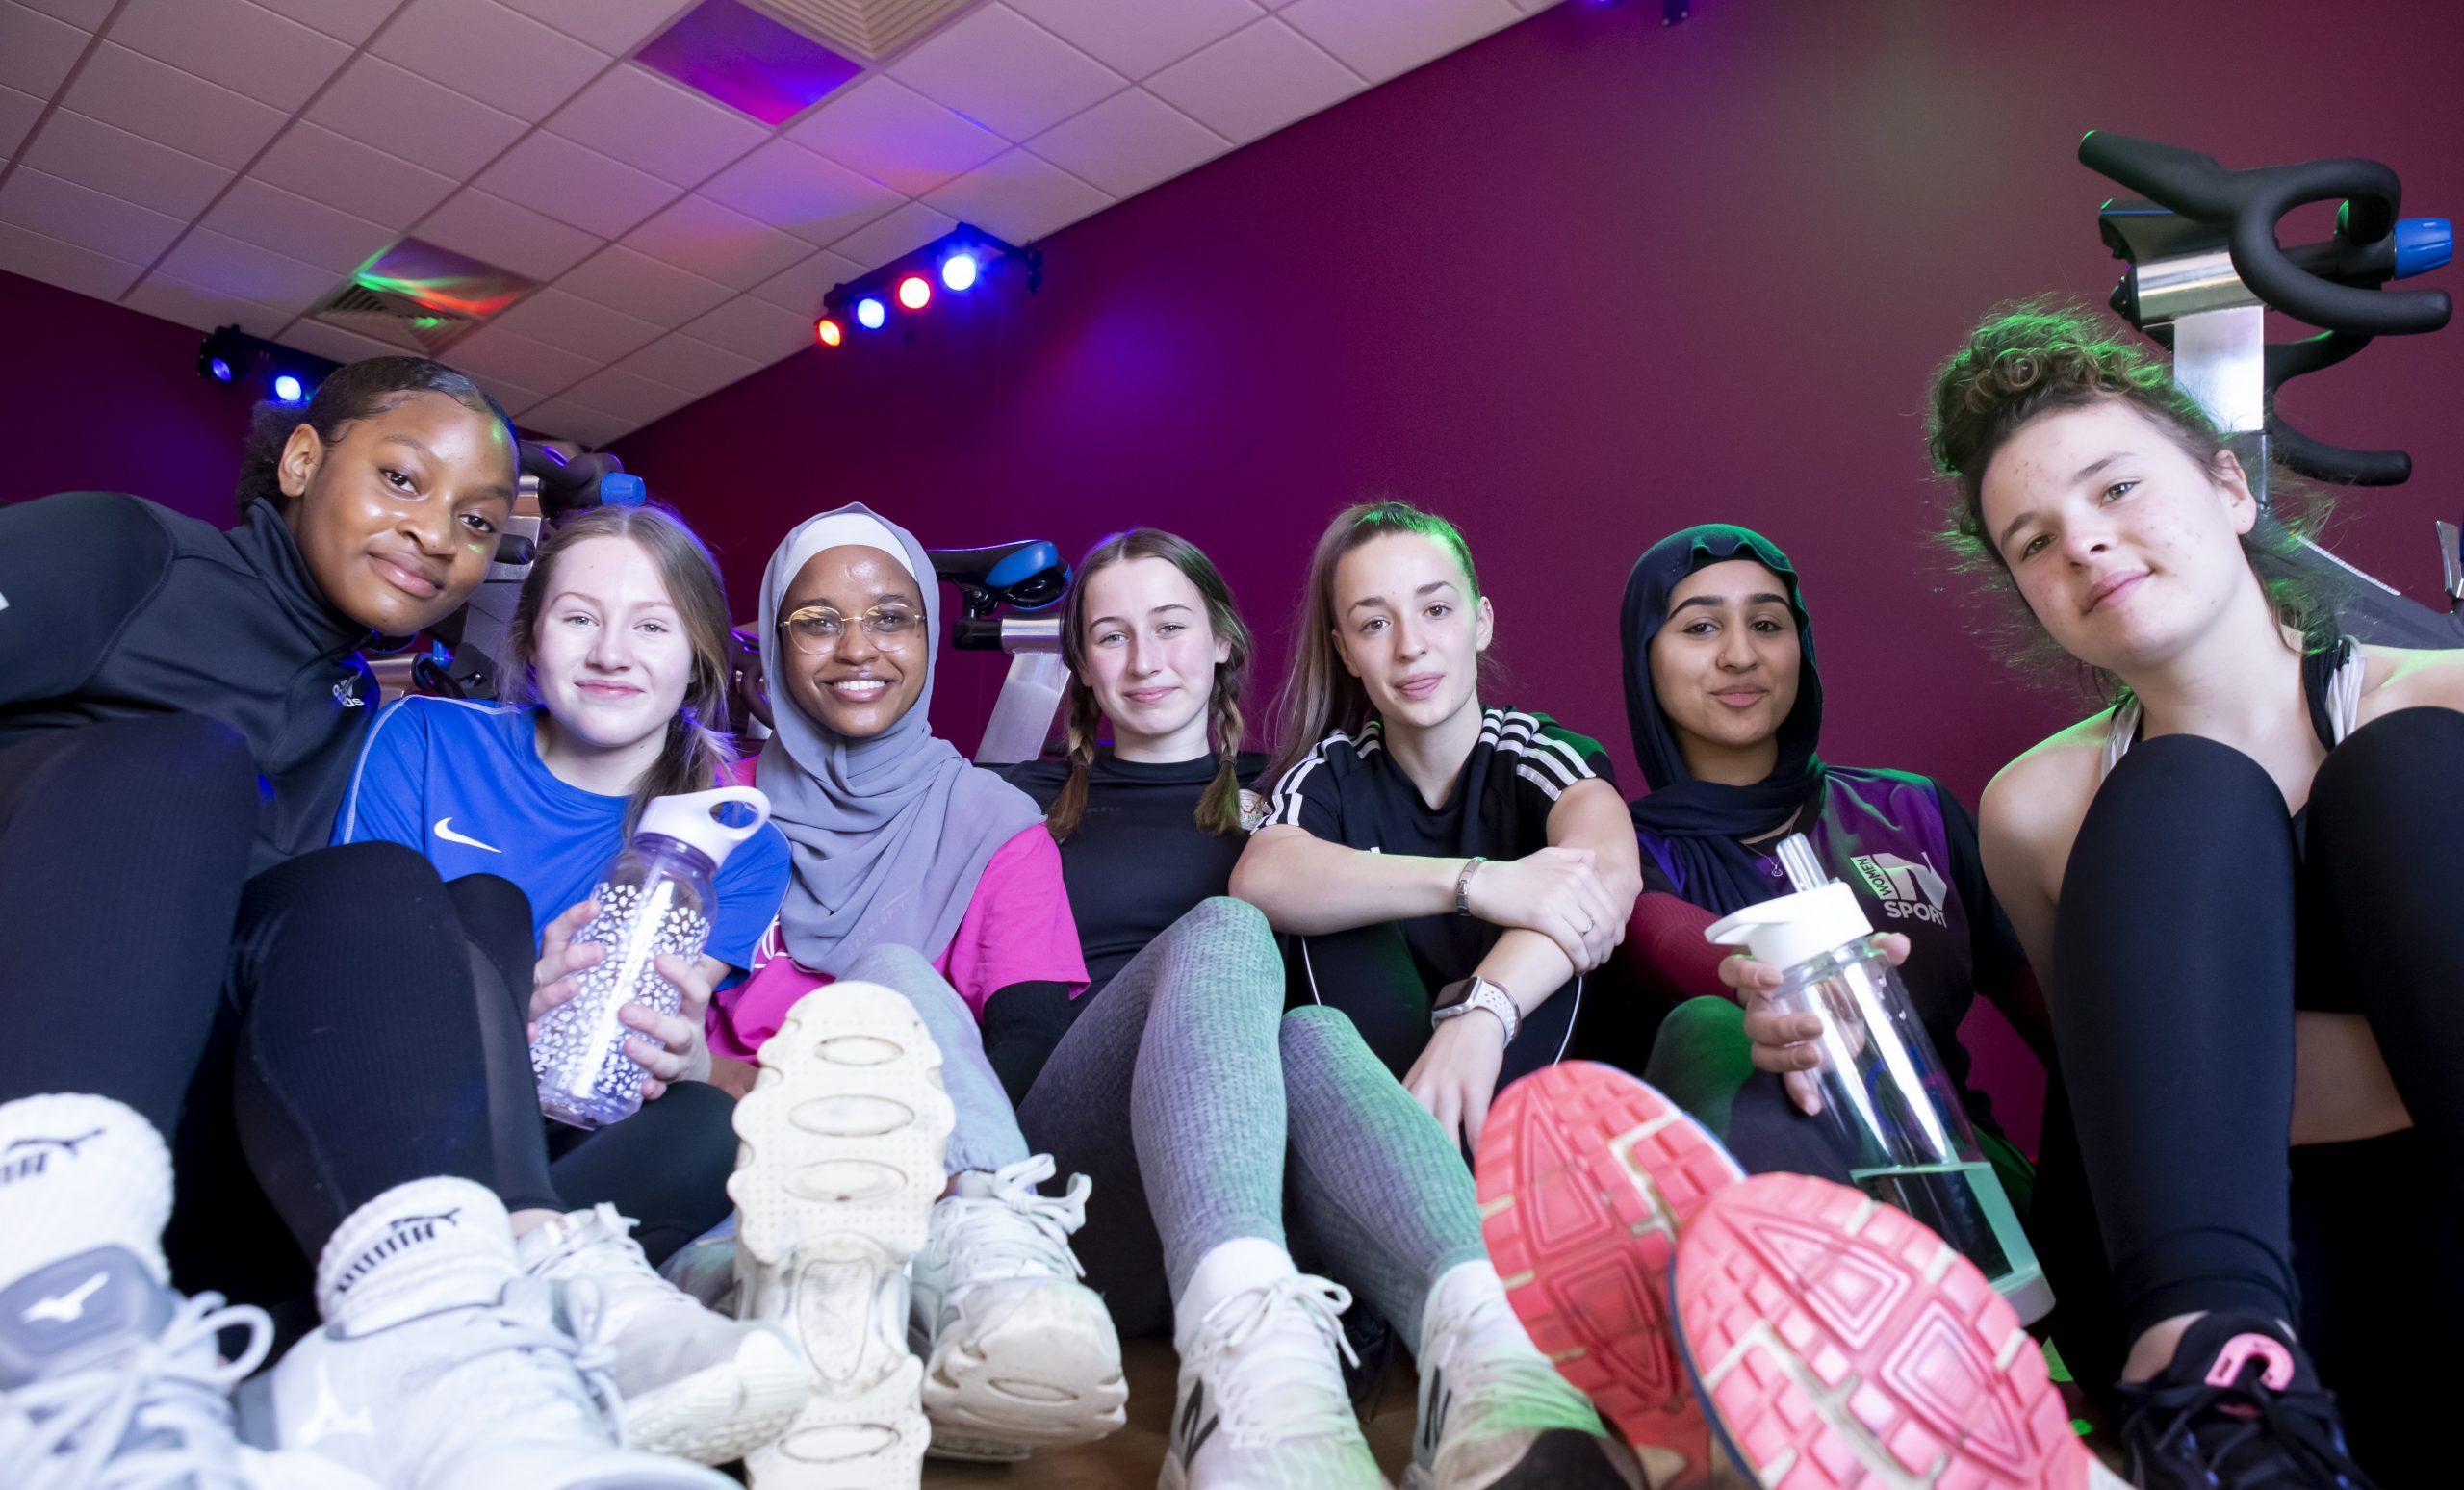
[[711, 502, 1125, 1479]]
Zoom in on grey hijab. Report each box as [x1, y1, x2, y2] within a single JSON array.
[[754, 502, 1044, 973]]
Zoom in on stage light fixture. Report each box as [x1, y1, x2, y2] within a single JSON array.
[[856, 296, 887, 330], [896, 274, 931, 310], [940, 252, 979, 292], [816, 317, 844, 347], [815, 224, 1041, 353], [271, 373, 307, 403]]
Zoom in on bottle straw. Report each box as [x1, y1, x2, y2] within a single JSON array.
[[1776, 833, 1828, 894]]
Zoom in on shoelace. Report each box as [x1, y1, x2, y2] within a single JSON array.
[[528, 1207, 671, 1310], [398, 1282, 628, 1461], [937, 1154, 1091, 1290], [1191, 1274, 1362, 1443], [2122, 1365, 2379, 1490], [17, 1291, 270, 1490]]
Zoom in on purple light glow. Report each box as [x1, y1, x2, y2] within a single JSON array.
[[635, 0, 861, 127]]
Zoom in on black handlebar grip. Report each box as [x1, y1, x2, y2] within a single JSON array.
[[2079, 132, 2237, 215], [2270, 415, 2414, 486]]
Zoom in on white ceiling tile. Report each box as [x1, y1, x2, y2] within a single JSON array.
[[122, 270, 295, 336], [473, 376, 550, 416], [246, 0, 398, 44], [109, 0, 351, 114], [698, 138, 900, 248], [0, 166, 188, 263], [546, 64, 768, 189], [442, 319, 600, 392], [1006, 0, 1260, 80], [306, 58, 528, 179], [1278, 0, 1515, 83], [59, 43, 289, 170], [921, 147, 1110, 245], [283, 316, 428, 365], [1514, 0, 1561, 11], [372, 0, 608, 123], [747, 245, 861, 313], [789, 77, 1004, 198], [826, 200, 957, 274], [1026, 87, 1224, 199], [15, 0, 115, 28], [0, 2, 88, 98], [0, 83, 42, 160], [19, 109, 235, 220], [200, 177, 394, 275], [494, 0, 688, 56], [155, 226, 336, 315], [252, 122, 459, 228], [564, 365, 691, 424], [1146, 16, 1360, 142], [553, 243, 731, 327], [477, 131, 676, 240], [682, 295, 813, 366], [890, 4, 1124, 141], [0, 219, 142, 300], [420, 187, 603, 281], [488, 284, 659, 362], [518, 397, 630, 448], [620, 193, 810, 291], [617, 329, 758, 394]]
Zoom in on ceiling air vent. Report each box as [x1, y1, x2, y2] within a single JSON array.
[[750, 0, 987, 63], [307, 238, 537, 355]]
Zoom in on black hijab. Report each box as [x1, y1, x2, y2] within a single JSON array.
[[1622, 524, 1827, 914]]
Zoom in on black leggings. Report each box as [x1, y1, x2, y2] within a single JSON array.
[[0, 715, 736, 1308], [1286, 922, 1582, 1094], [2050, 707, 2464, 1345]]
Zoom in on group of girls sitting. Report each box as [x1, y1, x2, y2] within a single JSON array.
[[0, 292, 2448, 1490]]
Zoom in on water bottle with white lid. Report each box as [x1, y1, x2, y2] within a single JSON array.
[[532, 784, 771, 1130], [1706, 833, 2054, 1323]]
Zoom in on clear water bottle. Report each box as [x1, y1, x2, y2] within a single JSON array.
[[1706, 834, 2054, 1323], [533, 785, 771, 1129]]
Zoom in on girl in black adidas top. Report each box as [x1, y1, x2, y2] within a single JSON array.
[[996, 528, 1636, 1490], [1233, 500, 1642, 1155]]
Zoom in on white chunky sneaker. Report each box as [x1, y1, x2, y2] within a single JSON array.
[[1160, 1271, 1387, 1490], [0, 1092, 369, 1490], [1406, 1262, 1642, 1490], [516, 1204, 805, 1465], [911, 1154, 1126, 1461], [256, 1177, 732, 1490], [729, 982, 954, 1490]]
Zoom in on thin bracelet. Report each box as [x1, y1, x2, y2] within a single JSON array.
[[1454, 856, 1487, 915]]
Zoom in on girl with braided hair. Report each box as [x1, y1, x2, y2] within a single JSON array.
[[1004, 527, 1642, 1490]]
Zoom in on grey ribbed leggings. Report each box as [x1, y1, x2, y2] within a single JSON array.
[[853, 897, 1488, 1340]]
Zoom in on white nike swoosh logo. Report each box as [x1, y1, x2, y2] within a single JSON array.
[[23, 1271, 106, 1323], [432, 818, 500, 853]]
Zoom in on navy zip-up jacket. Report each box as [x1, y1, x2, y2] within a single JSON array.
[[0, 492, 379, 873]]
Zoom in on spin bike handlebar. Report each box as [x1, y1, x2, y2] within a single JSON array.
[[2080, 131, 2451, 337]]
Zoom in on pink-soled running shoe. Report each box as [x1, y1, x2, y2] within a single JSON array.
[[1475, 1062, 1745, 1489], [1672, 1172, 2126, 1490]]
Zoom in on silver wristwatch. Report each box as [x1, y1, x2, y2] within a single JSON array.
[[1431, 974, 1520, 1042]]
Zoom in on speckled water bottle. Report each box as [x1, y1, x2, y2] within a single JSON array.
[[533, 785, 771, 1129]]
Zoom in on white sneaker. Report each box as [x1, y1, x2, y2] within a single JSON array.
[[1406, 1263, 1641, 1490], [728, 982, 954, 1490], [517, 1204, 806, 1465], [911, 1153, 1126, 1461], [257, 1177, 732, 1490], [0, 1092, 366, 1490], [1161, 1272, 1387, 1490]]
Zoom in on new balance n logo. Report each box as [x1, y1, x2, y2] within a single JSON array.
[[1174, 1380, 1220, 1466]]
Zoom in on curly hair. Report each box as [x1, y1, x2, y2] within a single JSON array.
[[1925, 297, 2342, 695]]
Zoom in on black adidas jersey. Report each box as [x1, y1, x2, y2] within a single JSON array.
[[1263, 706, 1614, 984]]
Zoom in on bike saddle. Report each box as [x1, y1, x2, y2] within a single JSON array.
[[927, 540, 1069, 617]]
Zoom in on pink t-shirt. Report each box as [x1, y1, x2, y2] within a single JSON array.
[[706, 823, 1089, 1061]]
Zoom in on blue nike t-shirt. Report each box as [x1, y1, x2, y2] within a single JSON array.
[[331, 696, 791, 970]]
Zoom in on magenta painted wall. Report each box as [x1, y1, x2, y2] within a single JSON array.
[[616, 0, 2464, 1144], [0, 270, 257, 524]]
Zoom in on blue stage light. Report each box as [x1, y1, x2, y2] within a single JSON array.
[[272, 373, 306, 402], [940, 252, 979, 292], [208, 357, 235, 382], [856, 295, 887, 330]]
